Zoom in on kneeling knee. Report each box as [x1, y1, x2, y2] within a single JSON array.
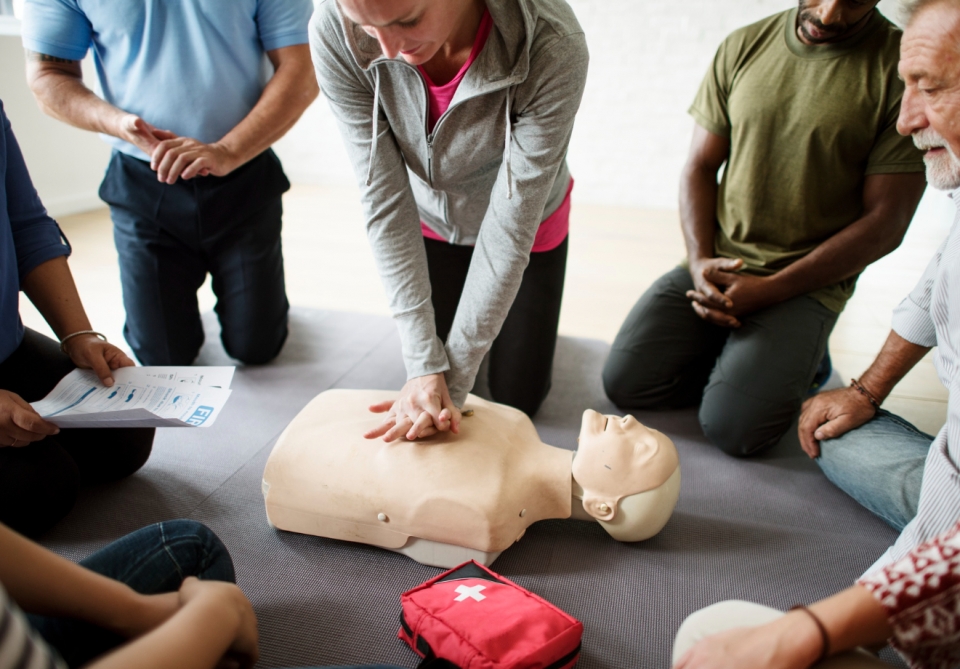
[[223, 328, 287, 365], [699, 397, 786, 458], [160, 520, 235, 582], [602, 354, 659, 409]]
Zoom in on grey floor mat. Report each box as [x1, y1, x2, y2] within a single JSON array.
[[40, 308, 901, 668]]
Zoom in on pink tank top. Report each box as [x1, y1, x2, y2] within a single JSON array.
[[418, 10, 571, 253]]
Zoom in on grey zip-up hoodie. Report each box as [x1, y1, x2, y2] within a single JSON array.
[[310, 0, 588, 406]]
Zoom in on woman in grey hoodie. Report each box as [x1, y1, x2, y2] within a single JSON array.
[[310, 0, 588, 441]]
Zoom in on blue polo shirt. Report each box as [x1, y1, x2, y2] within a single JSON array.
[[0, 101, 71, 365], [21, 0, 313, 161]]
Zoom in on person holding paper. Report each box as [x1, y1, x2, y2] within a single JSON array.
[[0, 100, 153, 538]]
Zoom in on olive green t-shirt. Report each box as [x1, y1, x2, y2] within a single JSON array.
[[689, 8, 925, 313]]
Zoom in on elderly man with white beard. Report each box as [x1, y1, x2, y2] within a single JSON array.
[[797, 0, 960, 541]]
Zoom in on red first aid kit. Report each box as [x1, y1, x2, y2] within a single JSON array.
[[398, 560, 583, 669]]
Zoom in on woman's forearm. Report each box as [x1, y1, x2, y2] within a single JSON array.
[[19, 256, 93, 339], [808, 585, 893, 656], [0, 523, 142, 630], [87, 596, 240, 669]]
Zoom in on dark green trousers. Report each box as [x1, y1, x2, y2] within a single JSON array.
[[602, 266, 838, 456]]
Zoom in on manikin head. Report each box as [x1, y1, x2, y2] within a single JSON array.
[[795, 0, 880, 45], [898, 0, 960, 190], [337, 0, 484, 64], [571, 410, 681, 542]]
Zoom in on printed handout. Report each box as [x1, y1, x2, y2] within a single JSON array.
[[31, 366, 236, 428]]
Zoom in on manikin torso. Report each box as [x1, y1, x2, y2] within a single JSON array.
[[262, 390, 680, 567]]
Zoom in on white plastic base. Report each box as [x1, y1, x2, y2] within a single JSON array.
[[389, 536, 503, 568]]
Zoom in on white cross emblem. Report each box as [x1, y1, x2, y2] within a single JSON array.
[[454, 584, 487, 602]]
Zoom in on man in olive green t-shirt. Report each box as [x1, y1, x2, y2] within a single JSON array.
[[603, 0, 926, 457]]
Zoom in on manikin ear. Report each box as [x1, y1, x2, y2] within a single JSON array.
[[581, 493, 619, 521]]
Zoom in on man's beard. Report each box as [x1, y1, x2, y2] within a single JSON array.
[[797, 0, 862, 44], [797, 0, 851, 43], [914, 127, 960, 190]]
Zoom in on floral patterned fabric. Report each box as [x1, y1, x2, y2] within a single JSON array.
[[858, 520, 960, 669]]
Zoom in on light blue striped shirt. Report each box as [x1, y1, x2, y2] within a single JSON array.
[[868, 188, 960, 574]]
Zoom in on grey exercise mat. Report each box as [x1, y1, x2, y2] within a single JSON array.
[[40, 308, 903, 668]]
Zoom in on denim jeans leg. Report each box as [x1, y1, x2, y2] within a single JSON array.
[[30, 520, 235, 668], [816, 409, 933, 532]]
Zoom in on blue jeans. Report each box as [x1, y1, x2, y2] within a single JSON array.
[[30, 520, 235, 668], [817, 409, 933, 531]]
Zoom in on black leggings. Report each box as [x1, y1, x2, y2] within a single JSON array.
[[0, 329, 154, 537], [424, 236, 567, 417]]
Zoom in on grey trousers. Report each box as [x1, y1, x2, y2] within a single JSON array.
[[603, 266, 839, 456]]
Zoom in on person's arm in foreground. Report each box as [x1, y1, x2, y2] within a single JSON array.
[[676, 520, 960, 669], [0, 522, 258, 669], [672, 585, 892, 669], [686, 170, 926, 327], [798, 330, 930, 457]]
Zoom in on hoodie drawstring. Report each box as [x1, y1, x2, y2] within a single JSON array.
[[366, 68, 381, 187], [504, 88, 513, 199]]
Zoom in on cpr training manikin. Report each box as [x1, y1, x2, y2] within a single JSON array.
[[262, 389, 681, 568]]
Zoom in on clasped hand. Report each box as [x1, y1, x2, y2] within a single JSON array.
[[0, 335, 134, 448], [365, 373, 462, 442], [686, 257, 780, 328], [119, 113, 238, 184]]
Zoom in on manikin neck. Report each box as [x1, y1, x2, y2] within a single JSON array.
[[569, 475, 596, 522]]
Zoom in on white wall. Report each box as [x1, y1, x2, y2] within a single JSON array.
[[275, 0, 906, 209], [0, 34, 111, 217], [0, 0, 910, 214]]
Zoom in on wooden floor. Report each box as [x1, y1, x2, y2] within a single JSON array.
[[20, 183, 950, 437]]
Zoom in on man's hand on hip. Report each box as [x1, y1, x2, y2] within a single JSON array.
[[798, 387, 877, 458], [151, 137, 240, 184]]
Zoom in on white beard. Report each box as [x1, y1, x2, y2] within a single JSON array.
[[914, 128, 960, 190]]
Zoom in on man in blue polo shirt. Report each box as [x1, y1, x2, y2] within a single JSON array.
[[21, 0, 318, 366]]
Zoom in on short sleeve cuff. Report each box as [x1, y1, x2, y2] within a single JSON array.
[[688, 106, 730, 139], [260, 28, 309, 51], [20, 35, 88, 61], [892, 298, 938, 348]]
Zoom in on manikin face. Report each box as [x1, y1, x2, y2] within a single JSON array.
[[795, 0, 879, 45], [338, 0, 473, 65], [898, 3, 960, 191], [572, 410, 679, 522]]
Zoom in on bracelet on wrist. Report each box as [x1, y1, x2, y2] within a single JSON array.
[[59, 330, 107, 355], [850, 378, 881, 409], [789, 605, 831, 664]]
